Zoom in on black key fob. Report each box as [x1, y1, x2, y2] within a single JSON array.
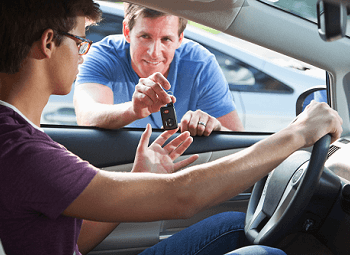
[[160, 102, 178, 130]]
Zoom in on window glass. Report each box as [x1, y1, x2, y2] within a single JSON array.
[[86, 13, 124, 42], [260, 0, 350, 37], [187, 32, 326, 132], [204, 45, 293, 94], [262, 0, 318, 22], [42, 1, 326, 133]]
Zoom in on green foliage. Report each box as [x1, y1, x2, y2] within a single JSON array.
[[188, 21, 220, 34]]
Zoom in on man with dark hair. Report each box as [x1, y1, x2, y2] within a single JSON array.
[[73, 3, 245, 136], [0, 0, 343, 255]]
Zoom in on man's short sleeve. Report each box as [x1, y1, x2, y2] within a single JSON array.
[[196, 53, 236, 118]]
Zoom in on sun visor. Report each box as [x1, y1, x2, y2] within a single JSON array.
[[126, 0, 245, 32]]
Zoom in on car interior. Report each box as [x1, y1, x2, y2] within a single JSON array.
[[2, 0, 350, 254]]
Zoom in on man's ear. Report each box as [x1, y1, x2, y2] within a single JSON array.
[[39, 29, 56, 58], [177, 32, 184, 48], [123, 21, 131, 43]]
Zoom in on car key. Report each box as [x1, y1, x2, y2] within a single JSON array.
[[160, 101, 178, 130]]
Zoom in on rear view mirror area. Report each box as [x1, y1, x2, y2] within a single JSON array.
[[317, 0, 348, 42], [296, 85, 327, 115]]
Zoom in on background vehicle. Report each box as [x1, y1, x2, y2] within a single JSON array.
[[42, 1, 325, 132], [31, 0, 350, 254]]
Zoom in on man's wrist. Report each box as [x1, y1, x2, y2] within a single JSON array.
[[279, 125, 306, 151]]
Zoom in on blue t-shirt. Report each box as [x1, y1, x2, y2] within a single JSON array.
[[76, 35, 236, 128], [0, 103, 98, 255]]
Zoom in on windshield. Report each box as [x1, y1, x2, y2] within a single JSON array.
[[261, 0, 350, 36], [261, 0, 317, 21]]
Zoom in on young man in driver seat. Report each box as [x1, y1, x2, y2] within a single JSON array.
[[0, 0, 342, 254]]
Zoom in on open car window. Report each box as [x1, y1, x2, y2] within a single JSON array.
[[42, 0, 327, 133]]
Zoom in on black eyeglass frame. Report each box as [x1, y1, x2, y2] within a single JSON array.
[[60, 32, 93, 55]]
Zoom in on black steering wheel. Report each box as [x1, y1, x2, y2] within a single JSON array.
[[245, 134, 331, 246]]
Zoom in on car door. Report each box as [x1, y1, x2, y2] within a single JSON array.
[[43, 125, 270, 255]]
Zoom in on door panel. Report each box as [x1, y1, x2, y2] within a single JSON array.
[[90, 221, 162, 255], [43, 126, 271, 168], [43, 126, 271, 254]]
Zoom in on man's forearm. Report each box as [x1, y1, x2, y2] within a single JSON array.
[[172, 125, 303, 216], [76, 101, 138, 129], [217, 110, 245, 132], [74, 83, 141, 129]]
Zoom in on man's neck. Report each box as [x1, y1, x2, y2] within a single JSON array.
[[0, 100, 43, 131], [0, 70, 50, 127]]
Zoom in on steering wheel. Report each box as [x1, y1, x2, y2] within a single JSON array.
[[245, 134, 331, 246]]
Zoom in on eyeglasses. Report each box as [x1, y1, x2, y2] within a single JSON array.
[[60, 32, 93, 55]]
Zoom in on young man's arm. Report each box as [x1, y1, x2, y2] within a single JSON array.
[[78, 220, 121, 255], [73, 73, 174, 129], [76, 125, 198, 254], [64, 102, 342, 223]]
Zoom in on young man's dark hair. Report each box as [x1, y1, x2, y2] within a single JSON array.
[[0, 0, 102, 74], [123, 2, 188, 36]]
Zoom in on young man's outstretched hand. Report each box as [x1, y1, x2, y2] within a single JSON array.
[[132, 124, 199, 173]]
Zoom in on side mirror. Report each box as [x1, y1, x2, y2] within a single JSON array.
[[296, 85, 327, 115], [317, 0, 347, 42]]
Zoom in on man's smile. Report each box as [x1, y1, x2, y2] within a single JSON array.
[[144, 60, 163, 65]]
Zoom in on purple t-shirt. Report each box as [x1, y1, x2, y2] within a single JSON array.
[[0, 105, 98, 255]]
